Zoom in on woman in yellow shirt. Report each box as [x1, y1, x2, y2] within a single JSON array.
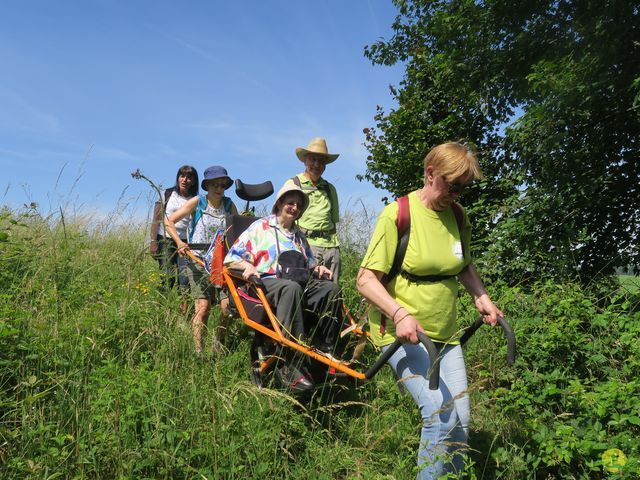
[[357, 142, 503, 479]]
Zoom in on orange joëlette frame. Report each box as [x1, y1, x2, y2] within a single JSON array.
[[183, 249, 515, 388], [222, 267, 368, 380]]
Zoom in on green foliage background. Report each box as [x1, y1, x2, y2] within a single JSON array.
[[1, 207, 639, 479], [360, 0, 640, 284], [3, 3, 639, 477]]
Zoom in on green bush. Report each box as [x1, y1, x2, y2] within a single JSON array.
[[464, 282, 640, 479], [1, 207, 639, 478]]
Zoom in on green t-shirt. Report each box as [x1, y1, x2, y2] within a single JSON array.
[[360, 191, 471, 346], [286, 174, 339, 248]]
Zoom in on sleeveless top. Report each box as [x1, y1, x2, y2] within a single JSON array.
[[190, 200, 227, 250], [160, 190, 191, 240]]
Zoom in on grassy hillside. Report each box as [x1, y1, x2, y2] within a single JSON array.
[[1, 207, 639, 478]]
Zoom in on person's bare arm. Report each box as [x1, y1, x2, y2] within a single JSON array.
[[356, 267, 424, 343], [458, 263, 504, 326], [165, 196, 199, 255], [227, 260, 259, 280]]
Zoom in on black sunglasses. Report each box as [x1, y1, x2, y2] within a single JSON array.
[[445, 179, 470, 194]]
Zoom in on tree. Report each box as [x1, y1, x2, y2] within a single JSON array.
[[361, 0, 640, 283]]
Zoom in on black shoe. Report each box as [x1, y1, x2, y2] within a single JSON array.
[[275, 364, 313, 393], [317, 343, 333, 354]]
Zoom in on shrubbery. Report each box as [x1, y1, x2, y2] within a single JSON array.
[[1, 207, 639, 478], [462, 282, 640, 478]]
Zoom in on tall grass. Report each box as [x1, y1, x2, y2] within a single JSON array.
[[0, 205, 422, 479], [1, 203, 639, 478]]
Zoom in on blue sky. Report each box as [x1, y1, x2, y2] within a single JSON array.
[[1, 1, 404, 220]]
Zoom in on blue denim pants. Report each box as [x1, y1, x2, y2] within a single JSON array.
[[382, 343, 470, 479]]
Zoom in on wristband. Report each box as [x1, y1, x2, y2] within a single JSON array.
[[391, 306, 404, 323]]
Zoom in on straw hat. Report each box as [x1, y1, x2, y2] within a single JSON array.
[[295, 137, 339, 164], [271, 183, 309, 215]]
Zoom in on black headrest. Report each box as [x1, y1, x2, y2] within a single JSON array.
[[235, 179, 274, 202], [225, 214, 261, 248]]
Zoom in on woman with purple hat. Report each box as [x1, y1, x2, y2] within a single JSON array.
[[165, 165, 238, 354]]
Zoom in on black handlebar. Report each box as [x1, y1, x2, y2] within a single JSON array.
[[460, 316, 516, 365], [365, 316, 516, 389], [417, 332, 441, 390], [364, 341, 401, 380], [365, 331, 441, 390]]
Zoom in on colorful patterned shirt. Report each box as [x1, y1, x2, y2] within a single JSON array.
[[191, 201, 227, 260], [224, 215, 317, 278]]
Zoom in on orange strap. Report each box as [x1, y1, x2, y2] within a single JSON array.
[[209, 234, 226, 287]]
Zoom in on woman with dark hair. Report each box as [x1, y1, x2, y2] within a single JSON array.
[[150, 165, 199, 292]]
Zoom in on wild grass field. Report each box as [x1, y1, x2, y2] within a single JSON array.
[[1, 205, 639, 479]]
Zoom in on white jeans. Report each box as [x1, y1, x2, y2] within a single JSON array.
[[382, 343, 470, 479]]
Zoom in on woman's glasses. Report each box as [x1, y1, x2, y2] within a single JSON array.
[[208, 182, 227, 190], [444, 178, 470, 194]]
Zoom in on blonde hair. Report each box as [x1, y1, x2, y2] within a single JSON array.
[[423, 142, 484, 182]]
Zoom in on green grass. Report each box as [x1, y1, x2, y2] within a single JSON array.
[[1, 206, 639, 479]]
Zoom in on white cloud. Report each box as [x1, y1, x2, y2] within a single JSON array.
[[92, 146, 138, 162]]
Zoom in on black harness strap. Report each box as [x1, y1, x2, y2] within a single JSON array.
[[400, 271, 456, 283], [382, 195, 410, 285]]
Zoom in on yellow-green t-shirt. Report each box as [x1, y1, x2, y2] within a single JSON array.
[[285, 174, 339, 248], [360, 191, 472, 346]]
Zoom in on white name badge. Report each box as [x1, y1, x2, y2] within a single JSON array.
[[453, 241, 463, 260]]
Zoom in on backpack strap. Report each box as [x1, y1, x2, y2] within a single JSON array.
[[379, 196, 409, 335], [222, 196, 233, 214], [318, 181, 332, 197], [189, 194, 208, 242], [163, 187, 174, 205], [382, 195, 410, 285], [290, 175, 333, 209]]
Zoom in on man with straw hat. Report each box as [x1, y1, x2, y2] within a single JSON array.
[[286, 137, 341, 282]]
